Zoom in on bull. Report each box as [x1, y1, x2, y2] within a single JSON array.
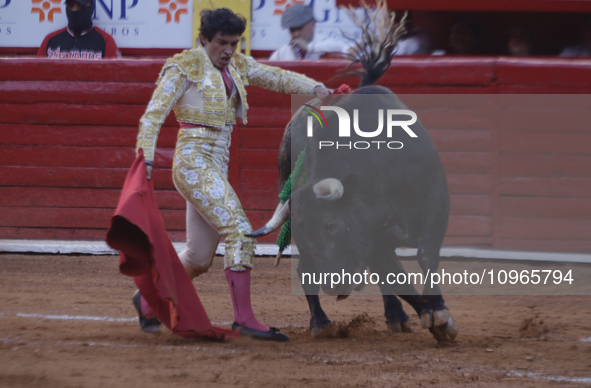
[[248, 1, 458, 343]]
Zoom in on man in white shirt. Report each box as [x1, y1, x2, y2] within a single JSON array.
[[559, 18, 591, 57], [269, 4, 351, 61]]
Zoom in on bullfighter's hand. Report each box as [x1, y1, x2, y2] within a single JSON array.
[[146, 162, 153, 180], [314, 85, 332, 98]]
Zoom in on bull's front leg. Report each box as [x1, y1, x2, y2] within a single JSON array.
[[297, 254, 331, 336], [369, 238, 422, 333], [417, 245, 458, 343], [416, 188, 458, 343]]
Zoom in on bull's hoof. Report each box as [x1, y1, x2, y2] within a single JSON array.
[[420, 309, 458, 343], [310, 325, 328, 337], [310, 320, 332, 337], [386, 320, 412, 333], [420, 310, 432, 329], [310, 326, 323, 337], [429, 315, 458, 343]]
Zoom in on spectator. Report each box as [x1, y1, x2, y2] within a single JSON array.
[[393, 11, 432, 55], [507, 26, 534, 56], [560, 17, 591, 57], [270, 4, 352, 60], [433, 18, 482, 55], [37, 0, 120, 59]]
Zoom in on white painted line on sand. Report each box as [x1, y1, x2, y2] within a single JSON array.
[[507, 371, 591, 384], [2, 239, 590, 263], [0, 239, 283, 257], [3, 312, 304, 328], [15, 313, 136, 322]]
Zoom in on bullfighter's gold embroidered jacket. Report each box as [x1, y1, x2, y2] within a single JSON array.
[[136, 45, 322, 162]]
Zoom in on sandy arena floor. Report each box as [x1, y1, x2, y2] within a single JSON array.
[[1, 253, 590, 387]]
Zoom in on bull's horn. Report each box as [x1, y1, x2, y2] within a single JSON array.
[[313, 178, 344, 201], [245, 200, 291, 237]]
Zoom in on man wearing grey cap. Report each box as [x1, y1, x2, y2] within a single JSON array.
[[270, 4, 351, 61], [38, 0, 120, 59]]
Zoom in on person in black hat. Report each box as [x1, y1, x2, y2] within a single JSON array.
[[37, 0, 120, 59], [269, 4, 351, 60]]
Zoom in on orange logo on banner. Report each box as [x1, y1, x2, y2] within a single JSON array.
[[158, 0, 188, 23], [273, 0, 306, 16], [31, 0, 62, 22]]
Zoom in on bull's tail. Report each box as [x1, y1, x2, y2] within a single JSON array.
[[339, 0, 407, 87]]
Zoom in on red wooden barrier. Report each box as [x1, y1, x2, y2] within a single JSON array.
[[1, 57, 590, 253]]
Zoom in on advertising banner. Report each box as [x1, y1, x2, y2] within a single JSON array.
[[0, 0, 194, 48]]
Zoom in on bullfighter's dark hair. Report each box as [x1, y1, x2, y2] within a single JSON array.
[[199, 8, 247, 42]]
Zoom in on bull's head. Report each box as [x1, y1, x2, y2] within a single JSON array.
[[248, 172, 376, 296], [291, 173, 375, 296]]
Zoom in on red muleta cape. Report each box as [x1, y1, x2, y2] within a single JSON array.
[[106, 150, 239, 340]]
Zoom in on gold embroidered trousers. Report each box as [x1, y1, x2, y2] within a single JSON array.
[[172, 125, 255, 275]]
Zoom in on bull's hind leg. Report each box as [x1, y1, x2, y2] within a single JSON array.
[[297, 254, 331, 336], [416, 188, 458, 342]]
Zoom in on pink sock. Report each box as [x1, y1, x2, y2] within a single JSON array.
[[225, 268, 269, 331], [140, 294, 157, 319]]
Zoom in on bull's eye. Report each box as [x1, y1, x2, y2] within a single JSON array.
[[325, 221, 335, 231]]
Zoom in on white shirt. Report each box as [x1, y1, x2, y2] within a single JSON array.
[[394, 32, 432, 56], [559, 44, 591, 57], [269, 38, 352, 61]]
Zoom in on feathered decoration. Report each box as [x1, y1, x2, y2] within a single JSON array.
[[339, 0, 407, 86]]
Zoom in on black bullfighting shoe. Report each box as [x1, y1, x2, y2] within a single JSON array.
[[232, 322, 289, 342], [132, 290, 162, 333]]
